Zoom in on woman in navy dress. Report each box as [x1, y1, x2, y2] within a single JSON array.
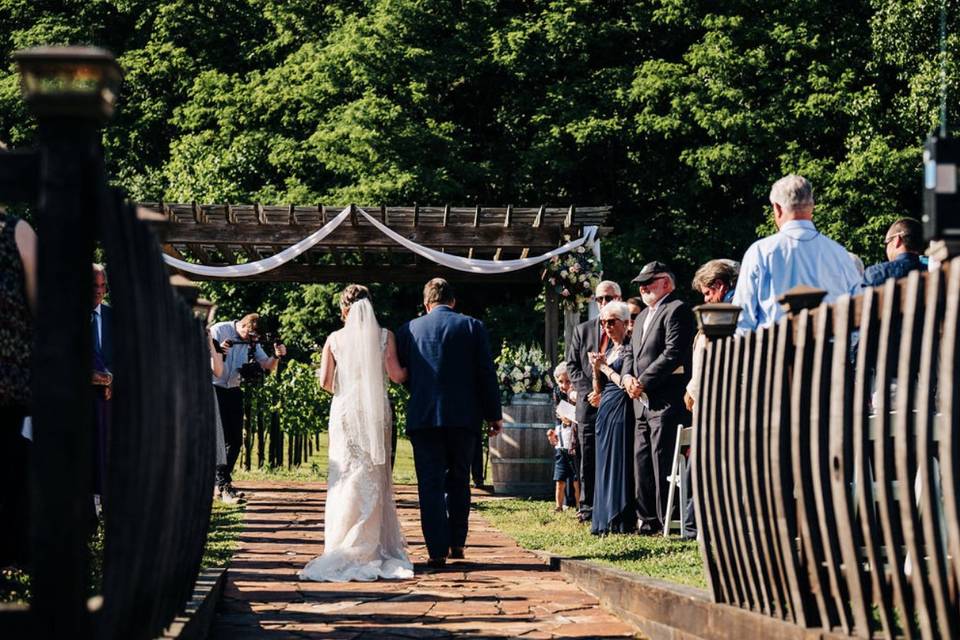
[[588, 301, 636, 535]]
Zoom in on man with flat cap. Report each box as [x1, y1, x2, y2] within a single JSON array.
[[620, 261, 694, 534]]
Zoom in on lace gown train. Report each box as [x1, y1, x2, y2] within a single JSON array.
[[299, 329, 413, 582]]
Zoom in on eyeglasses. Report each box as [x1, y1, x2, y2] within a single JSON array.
[[600, 318, 621, 326], [596, 295, 618, 303], [630, 312, 640, 321], [884, 232, 904, 245]]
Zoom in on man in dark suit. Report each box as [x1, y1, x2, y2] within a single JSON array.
[[565, 280, 621, 522], [396, 278, 503, 567], [92, 264, 114, 505], [621, 261, 694, 534]]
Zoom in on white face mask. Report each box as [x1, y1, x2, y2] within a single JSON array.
[[640, 290, 659, 307]]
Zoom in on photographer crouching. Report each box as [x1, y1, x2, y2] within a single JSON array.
[[210, 312, 286, 503]]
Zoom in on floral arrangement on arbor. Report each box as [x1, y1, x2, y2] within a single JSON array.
[[496, 342, 554, 403], [542, 246, 602, 309]]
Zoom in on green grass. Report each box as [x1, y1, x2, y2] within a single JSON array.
[[476, 498, 706, 589], [203, 500, 245, 568], [233, 432, 420, 485]]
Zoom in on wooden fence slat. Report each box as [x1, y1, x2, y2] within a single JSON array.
[[757, 326, 790, 618], [764, 318, 807, 626], [692, 341, 723, 600], [938, 260, 960, 613], [853, 287, 892, 637], [706, 339, 737, 602], [768, 319, 807, 624], [810, 303, 854, 633], [722, 336, 752, 607], [873, 278, 915, 640], [827, 295, 873, 636], [914, 267, 958, 639], [790, 309, 832, 629], [735, 334, 766, 612], [745, 329, 776, 616], [894, 271, 934, 639]]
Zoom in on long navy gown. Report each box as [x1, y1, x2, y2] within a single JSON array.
[[591, 349, 637, 535]]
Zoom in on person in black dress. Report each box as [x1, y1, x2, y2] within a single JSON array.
[[588, 301, 636, 535]]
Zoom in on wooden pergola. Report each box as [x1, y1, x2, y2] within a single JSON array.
[[141, 202, 612, 360]]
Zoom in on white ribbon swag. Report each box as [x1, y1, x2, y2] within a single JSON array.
[[162, 205, 600, 278]]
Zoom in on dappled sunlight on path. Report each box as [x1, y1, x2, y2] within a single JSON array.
[[210, 482, 638, 638]]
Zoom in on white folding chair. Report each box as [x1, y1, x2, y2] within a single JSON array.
[[663, 425, 693, 537]]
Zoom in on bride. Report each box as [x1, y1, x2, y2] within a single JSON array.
[[299, 284, 414, 582]]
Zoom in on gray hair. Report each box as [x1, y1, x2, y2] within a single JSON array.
[[595, 280, 621, 296], [553, 361, 569, 380], [769, 174, 814, 212], [93, 263, 107, 282], [692, 259, 740, 291], [601, 300, 630, 322]]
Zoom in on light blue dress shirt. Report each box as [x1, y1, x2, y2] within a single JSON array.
[[210, 320, 270, 388], [732, 219, 861, 333]]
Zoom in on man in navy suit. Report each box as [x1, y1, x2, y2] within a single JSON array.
[[396, 278, 503, 567], [92, 264, 114, 504]]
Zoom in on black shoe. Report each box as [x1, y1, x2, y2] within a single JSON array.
[[449, 547, 464, 560], [426, 557, 447, 569]]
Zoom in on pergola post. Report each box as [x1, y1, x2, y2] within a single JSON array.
[[544, 287, 559, 367]]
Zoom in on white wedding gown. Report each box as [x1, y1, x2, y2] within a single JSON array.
[[299, 326, 414, 582]]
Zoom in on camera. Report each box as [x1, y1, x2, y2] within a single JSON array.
[[230, 332, 283, 386]]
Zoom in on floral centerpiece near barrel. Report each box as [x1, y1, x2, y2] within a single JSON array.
[[490, 343, 556, 496]]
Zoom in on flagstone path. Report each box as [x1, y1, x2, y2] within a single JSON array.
[[210, 482, 638, 639]]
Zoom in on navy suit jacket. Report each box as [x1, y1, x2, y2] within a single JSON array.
[[94, 303, 114, 373], [396, 306, 502, 431]]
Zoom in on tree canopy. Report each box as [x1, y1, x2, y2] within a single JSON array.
[[1, 0, 956, 349]]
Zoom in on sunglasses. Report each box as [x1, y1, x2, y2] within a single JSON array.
[[630, 312, 640, 321], [596, 295, 618, 303], [600, 318, 622, 326]]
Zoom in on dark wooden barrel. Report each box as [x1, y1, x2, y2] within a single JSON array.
[[489, 393, 555, 496]]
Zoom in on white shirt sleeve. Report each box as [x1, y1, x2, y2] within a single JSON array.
[[733, 244, 761, 333]]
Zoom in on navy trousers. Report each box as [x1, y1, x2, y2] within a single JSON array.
[[408, 427, 476, 560]]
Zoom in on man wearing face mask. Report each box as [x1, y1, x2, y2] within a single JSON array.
[[565, 280, 621, 523], [621, 262, 694, 535]]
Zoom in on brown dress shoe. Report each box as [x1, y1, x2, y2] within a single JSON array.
[[449, 547, 465, 560], [426, 557, 447, 569]]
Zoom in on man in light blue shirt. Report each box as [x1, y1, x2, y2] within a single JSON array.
[[733, 174, 861, 333], [209, 313, 285, 502]]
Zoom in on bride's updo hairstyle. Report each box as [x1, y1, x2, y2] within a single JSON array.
[[339, 284, 371, 316]]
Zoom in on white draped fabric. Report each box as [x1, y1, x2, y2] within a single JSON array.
[[162, 206, 353, 278], [162, 204, 600, 278]]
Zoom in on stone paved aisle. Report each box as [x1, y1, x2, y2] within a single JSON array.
[[211, 482, 638, 639]]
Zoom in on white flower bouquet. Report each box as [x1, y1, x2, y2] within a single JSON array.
[[495, 342, 554, 404]]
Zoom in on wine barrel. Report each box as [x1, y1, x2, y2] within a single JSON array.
[[489, 393, 555, 496]]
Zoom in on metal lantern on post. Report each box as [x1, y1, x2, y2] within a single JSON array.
[[13, 46, 123, 122], [693, 302, 741, 340], [9, 45, 123, 639]]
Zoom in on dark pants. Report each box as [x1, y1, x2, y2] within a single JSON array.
[[1, 406, 30, 567], [682, 451, 697, 539], [578, 418, 596, 514], [471, 431, 484, 487], [634, 405, 679, 532], [215, 386, 244, 489], [92, 390, 111, 499], [408, 427, 476, 560]]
